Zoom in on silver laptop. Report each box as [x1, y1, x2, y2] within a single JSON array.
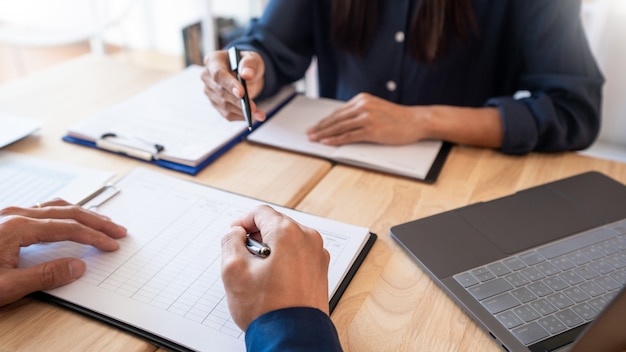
[[390, 172, 626, 351]]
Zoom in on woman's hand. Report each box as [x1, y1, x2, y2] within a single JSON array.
[[201, 49, 267, 122]]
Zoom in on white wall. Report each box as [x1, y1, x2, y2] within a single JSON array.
[[0, 0, 264, 55], [580, 0, 626, 162]]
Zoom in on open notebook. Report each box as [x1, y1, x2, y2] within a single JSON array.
[[63, 66, 294, 175], [247, 95, 451, 183], [19, 167, 376, 352]]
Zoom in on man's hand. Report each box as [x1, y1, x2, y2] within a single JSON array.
[[0, 199, 127, 306], [221, 205, 330, 331]]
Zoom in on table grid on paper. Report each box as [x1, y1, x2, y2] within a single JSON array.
[[21, 189, 248, 339], [18, 175, 354, 342], [0, 163, 71, 209]]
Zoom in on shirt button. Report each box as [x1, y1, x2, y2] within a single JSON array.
[[395, 31, 405, 43], [386, 80, 397, 92]]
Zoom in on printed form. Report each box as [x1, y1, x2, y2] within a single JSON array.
[[19, 167, 371, 351]]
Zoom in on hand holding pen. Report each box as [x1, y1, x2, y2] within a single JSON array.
[[220, 205, 331, 332], [201, 48, 267, 124]]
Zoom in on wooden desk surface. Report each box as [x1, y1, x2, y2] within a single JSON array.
[[3, 54, 626, 352], [0, 55, 330, 351], [296, 146, 626, 352]]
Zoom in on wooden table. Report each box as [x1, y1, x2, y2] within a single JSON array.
[[296, 147, 626, 352], [0, 55, 331, 351], [2, 54, 626, 352]]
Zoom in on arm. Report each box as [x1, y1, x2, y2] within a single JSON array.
[[308, 0, 602, 154], [201, 0, 315, 122], [220, 205, 342, 351], [488, 0, 603, 154], [307, 93, 503, 148], [0, 199, 126, 306], [227, 0, 316, 99]]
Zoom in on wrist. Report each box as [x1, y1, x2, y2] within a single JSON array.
[[413, 105, 503, 148], [411, 105, 440, 140]]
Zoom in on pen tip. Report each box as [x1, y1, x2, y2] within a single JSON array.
[[248, 126, 253, 131]]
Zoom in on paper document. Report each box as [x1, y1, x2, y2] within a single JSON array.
[[0, 151, 114, 209], [19, 167, 374, 351], [65, 65, 248, 167], [247, 95, 448, 182], [0, 112, 41, 148]]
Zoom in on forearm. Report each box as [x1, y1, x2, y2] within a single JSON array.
[[419, 105, 503, 149]]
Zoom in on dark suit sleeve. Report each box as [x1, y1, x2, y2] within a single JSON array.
[[245, 307, 343, 352], [487, 0, 604, 154]]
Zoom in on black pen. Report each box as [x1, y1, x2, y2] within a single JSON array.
[[246, 234, 271, 258], [228, 46, 253, 131]]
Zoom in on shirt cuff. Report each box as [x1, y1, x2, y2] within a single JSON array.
[[245, 307, 343, 352], [486, 96, 538, 155]]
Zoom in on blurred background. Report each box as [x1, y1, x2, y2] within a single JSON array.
[[0, 0, 623, 162]]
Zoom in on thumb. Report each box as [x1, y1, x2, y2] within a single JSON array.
[[19, 259, 86, 293], [0, 259, 86, 306]]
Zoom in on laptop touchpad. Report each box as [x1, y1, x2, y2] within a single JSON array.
[[458, 187, 597, 254]]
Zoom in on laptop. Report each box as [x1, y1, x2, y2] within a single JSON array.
[[390, 171, 626, 352]]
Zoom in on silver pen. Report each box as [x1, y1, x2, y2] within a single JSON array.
[[246, 234, 271, 258]]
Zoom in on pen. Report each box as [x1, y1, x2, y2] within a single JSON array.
[[246, 234, 271, 258], [228, 46, 253, 131]]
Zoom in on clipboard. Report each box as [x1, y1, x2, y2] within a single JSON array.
[[21, 167, 376, 351], [63, 66, 297, 176], [62, 131, 247, 176]]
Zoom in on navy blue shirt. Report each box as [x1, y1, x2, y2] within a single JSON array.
[[231, 0, 603, 154], [246, 307, 342, 351]]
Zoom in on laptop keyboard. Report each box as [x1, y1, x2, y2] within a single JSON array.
[[454, 218, 626, 346]]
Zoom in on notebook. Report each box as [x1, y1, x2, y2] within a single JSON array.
[[63, 66, 295, 175], [20, 167, 376, 352], [390, 171, 626, 352], [247, 94, 451, 183]]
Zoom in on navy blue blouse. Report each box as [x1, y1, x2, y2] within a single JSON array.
[[231, 0, 603, 154]]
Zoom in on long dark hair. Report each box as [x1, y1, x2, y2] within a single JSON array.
[[331, 0, 477, 62]]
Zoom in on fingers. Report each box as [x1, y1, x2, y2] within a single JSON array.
[[230, 205, 324, 253], [202, 50, 266, 122], [230, 205, 288, 242], [0, 258, 86, 306], [221, 225, 250, 263], [306, 95, 367, 144], [238, 51, 264, 85], [221, 205, 330, 330], [0, 215, 122, 252], [307, 110, 368, 146], [1, 202, 127, 240]]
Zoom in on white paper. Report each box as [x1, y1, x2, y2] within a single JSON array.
[[19, 167, 371, 352], [66, 66, 248, 166], [0, 112, 42, 148], [247, 95, 443, 180], [0, 151, 114, 209]]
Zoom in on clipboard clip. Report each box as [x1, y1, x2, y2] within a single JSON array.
[[96, 132, 165, 161], [77, 184, 120, 210]]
